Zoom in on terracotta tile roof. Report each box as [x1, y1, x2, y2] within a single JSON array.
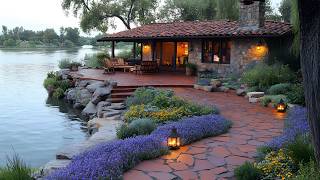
[[98, 20, 292, 41]]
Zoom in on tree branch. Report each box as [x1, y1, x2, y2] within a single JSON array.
[[127, 0, 136, 26], [82, 0, 90, 11], [103, 14, 131, 29]]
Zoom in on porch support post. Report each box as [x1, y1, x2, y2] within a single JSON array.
[[133, 42, 136, 59], [152, 41, 156, 61], [111, 41, 115, 58], [160, 42, 163, 66], [173, 41, 177, 70], [140, 42, 143, 61]]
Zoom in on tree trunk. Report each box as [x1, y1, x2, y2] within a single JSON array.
[[298, 0, 320, 164]]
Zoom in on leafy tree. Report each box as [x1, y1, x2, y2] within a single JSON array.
[[2, 26, 8, 37], [159, 0, 217, 21], [61, 0, 158, 33], [298, 0, 320, 165], [43, 29, 59, 43], [291, 0, 299, 57], [279, 0, 291, 22], [216, 0, 239, 20], [64, 27, 80, 45]]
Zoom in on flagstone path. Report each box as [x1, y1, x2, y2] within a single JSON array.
[[124, 88, 285, 180]]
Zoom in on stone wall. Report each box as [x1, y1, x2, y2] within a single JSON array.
[[188, 38, 268, 77]]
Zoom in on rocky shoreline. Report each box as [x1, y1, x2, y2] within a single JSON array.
[[37, 69, 126, 178]]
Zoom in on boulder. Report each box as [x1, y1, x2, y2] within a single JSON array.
[[247, 92, 265, 98], [82, 102, 97, 117], [66, 88, 77, 102], [213, 86, 228, 92], [194, 84, 201, 90], [57, 69, 71, 80], [109, 103, 126, 110], [75, 88, 92, 107], [73, 102, 83, 110], [86, 81, 106, 93], [194, 84, 213, 92], [249, 97, 260, 103], [236, 89, 246, 96], [75, 80, 90, 88], [91, 87, 111, 105], [211, 79, 222, 88], [101, 109, 122, 118], [97, 101, 112, 117]]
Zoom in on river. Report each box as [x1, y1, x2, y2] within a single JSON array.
[[0, 47, 102, 167]]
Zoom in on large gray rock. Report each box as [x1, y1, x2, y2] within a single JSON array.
[[75, 80, 90, 88], [211, 79, 222, 88], [75, 89, 92, 107], [91, 87, 111, 105], [97, 101, 112, 117], [86, 81, 105, 93], [236, 89, 246, 96], [247, 92, 265, 98], [66, 88, 77, 102], [57, 69, 71, 80], [81, 102, 97, 117]]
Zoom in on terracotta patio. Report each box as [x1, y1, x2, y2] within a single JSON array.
[[123, 88, 285, 180], [75, 69, 285, 179], [74, 68, 196, 87]]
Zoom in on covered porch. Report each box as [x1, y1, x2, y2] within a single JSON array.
[[102, 39, 190, 73], [75, 68, 196, 87]]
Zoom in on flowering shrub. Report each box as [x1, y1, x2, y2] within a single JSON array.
[[124, 104, 218, 123], [47, 114, 231, 179], [265, 106, 309, 150], [116, 118, 157, 139], [256, 149, 296, 179]]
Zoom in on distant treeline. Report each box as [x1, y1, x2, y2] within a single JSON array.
[[0, 26, 102, 48]]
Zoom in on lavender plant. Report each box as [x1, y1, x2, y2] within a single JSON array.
[[47, 114, 231, 179], [265, 106, 309, 150]]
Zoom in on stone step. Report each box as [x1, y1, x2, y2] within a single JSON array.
[[111, 88, 137, 93], [107, 98, 126, 103], [111, 92, 133, 98]]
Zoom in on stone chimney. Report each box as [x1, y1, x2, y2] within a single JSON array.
[[239, 0, 265, 30]]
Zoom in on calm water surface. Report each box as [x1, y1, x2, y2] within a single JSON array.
[[0, 47, 100, 167]]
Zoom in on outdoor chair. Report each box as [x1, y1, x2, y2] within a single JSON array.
[[103, 59, 115, 74]]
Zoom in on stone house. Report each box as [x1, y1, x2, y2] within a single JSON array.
[[98, 1, 292, 76]]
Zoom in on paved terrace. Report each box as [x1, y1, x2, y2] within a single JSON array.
[[124, 88, 285, 180], [75, 69, 285, 179], [74, 68, 196, 87]]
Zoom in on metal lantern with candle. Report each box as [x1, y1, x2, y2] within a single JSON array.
[[276, 99, 287, 112], [167, 127, 181, 150]]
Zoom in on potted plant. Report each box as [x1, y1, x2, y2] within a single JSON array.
[[185, 63, 197, 76], [70, 62, 82, 71]]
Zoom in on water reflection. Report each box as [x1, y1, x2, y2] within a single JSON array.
[[0, 48, 100, 167]]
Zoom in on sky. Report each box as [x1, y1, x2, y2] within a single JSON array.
[[0, 0, 282, 36]]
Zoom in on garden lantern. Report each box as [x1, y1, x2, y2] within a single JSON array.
[[276, 99, 287, 112], [167, 127, 181, 150]]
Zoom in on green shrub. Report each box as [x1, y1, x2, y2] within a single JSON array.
[[43, 78, 57, 90], [54, 80, 71, 91], [287, 134, 315, 165], [185, 63, 197, 71], [96, 52, 110, 61], [125, 87, 174, 107], [84, 54, 105, 68], [286, 83, 305, 105], [256, 146, 273, 162], [116, 118, 156, 139], [0, 154, 33, 180], [53, 88, 65, 99], [241, 63, 296, 91], [234, 161, 262, 180], [59, 58, 72, 69], [260, 95, 287, 107], [268, 83, 292, 95], [47, 71, 57, 79], [292, 161, 320, 180]]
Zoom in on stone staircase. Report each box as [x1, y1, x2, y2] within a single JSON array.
[[107, 86, 138, 103]]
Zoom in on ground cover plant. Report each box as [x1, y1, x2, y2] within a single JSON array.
[[58, 58, 81, 69], [124, 87, 219, 123], [47, 114, 231, 179]]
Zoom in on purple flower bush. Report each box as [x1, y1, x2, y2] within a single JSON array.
[[266, 106, 310, 150], [47, 114, 231, 179]]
